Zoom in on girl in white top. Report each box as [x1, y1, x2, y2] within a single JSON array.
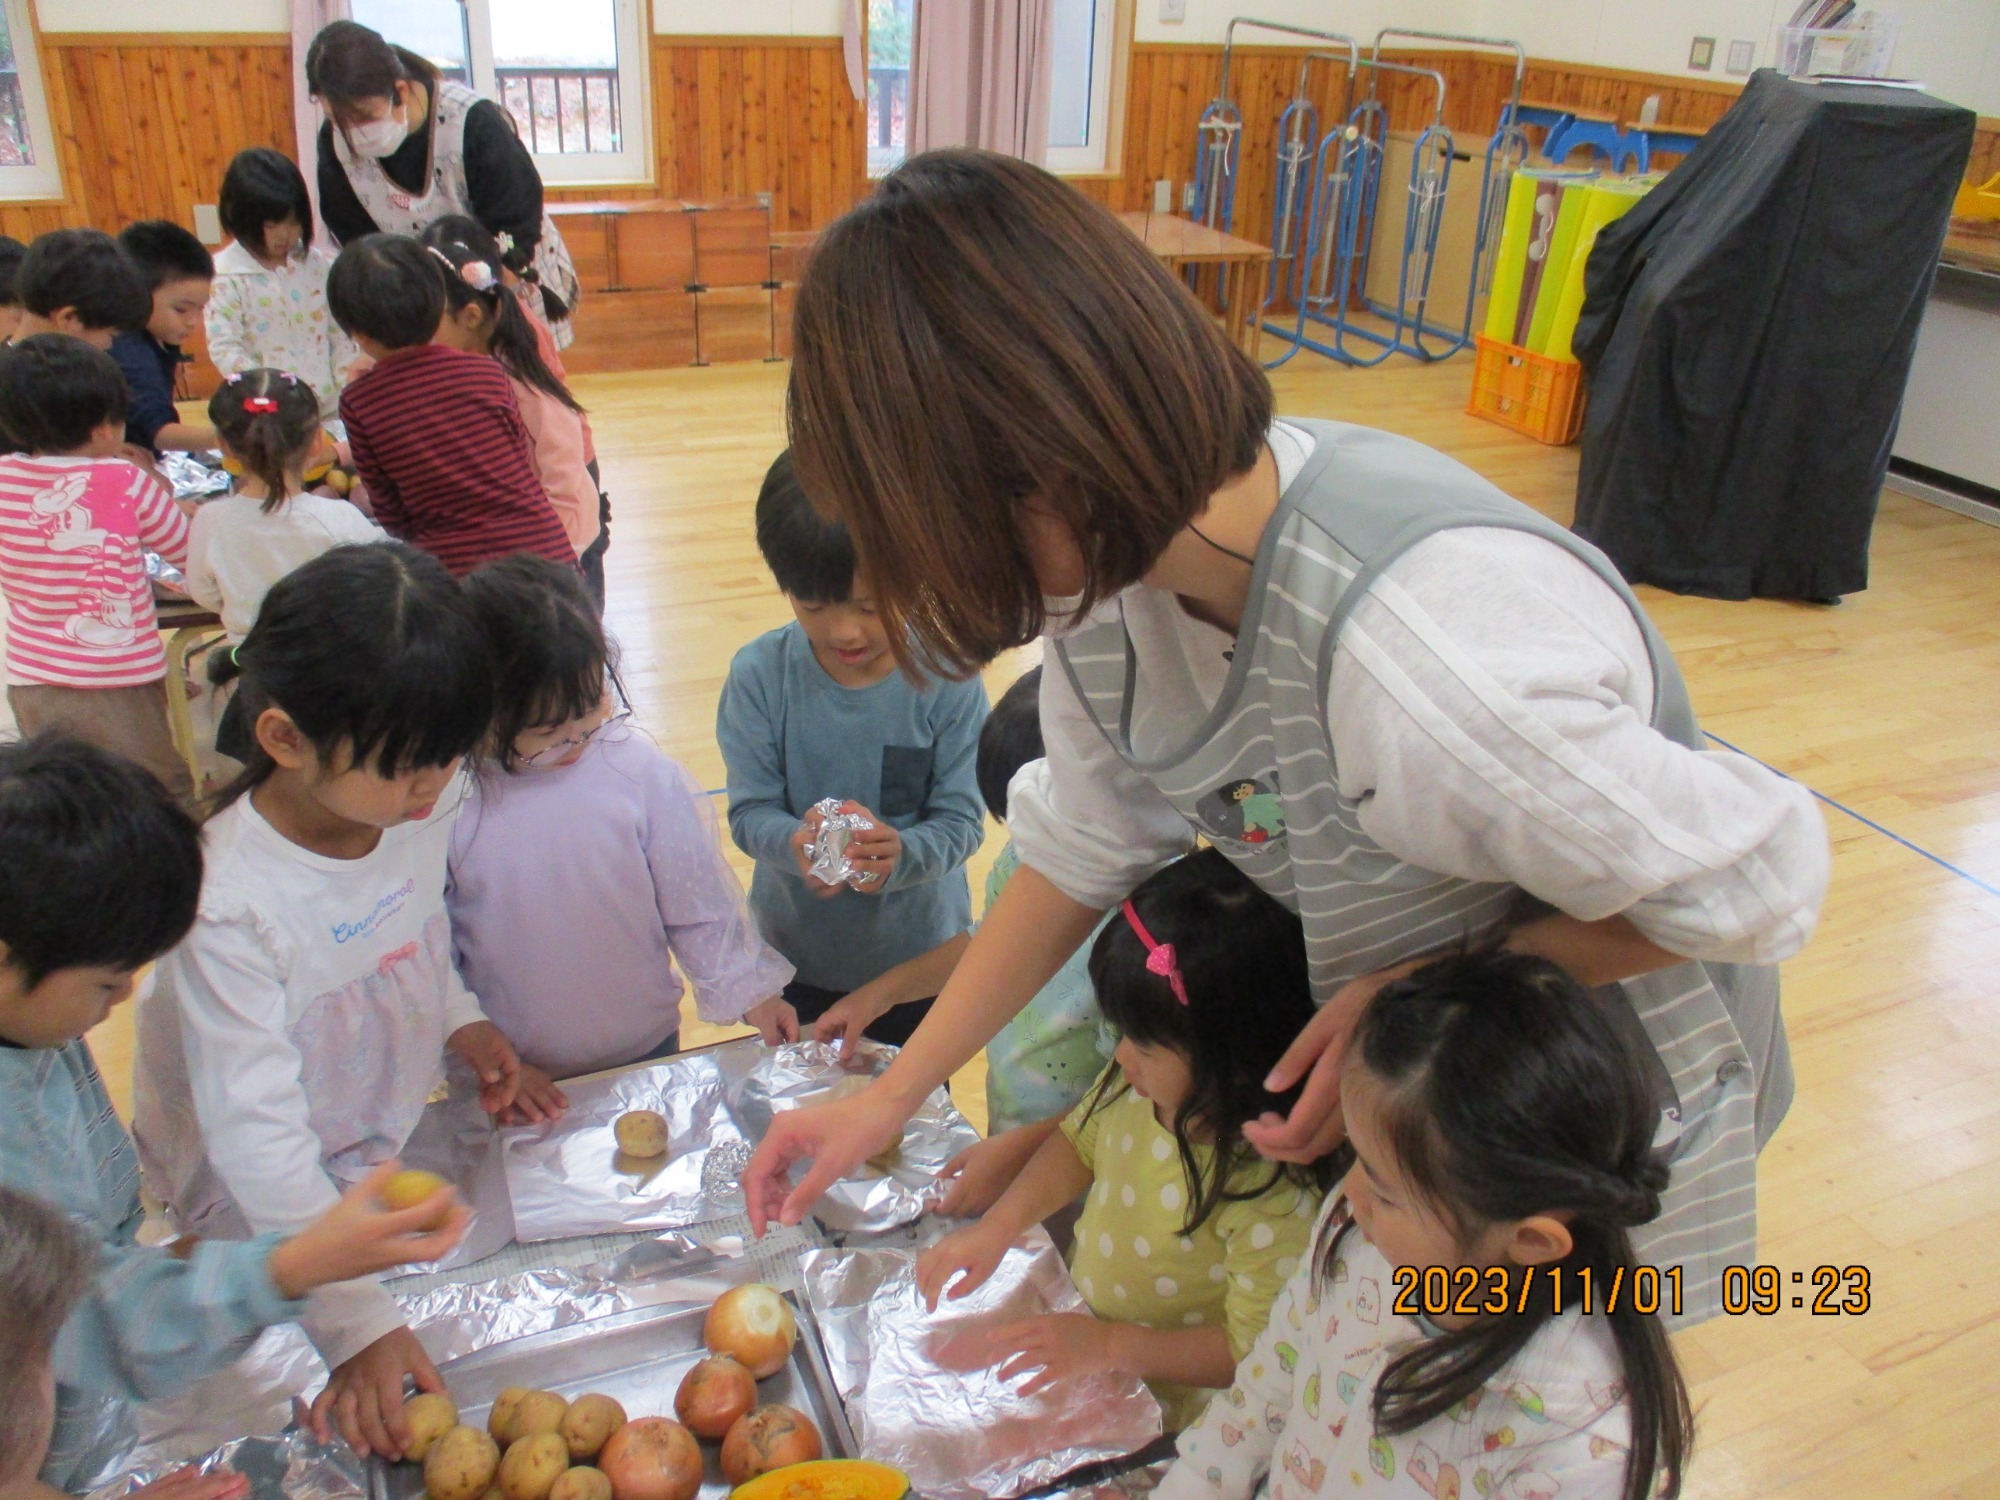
[[205, 149, 362, 421], [186, 369, 383, 644], [133, 542, 561, 1465], [1158, 950, 1693, 1500]]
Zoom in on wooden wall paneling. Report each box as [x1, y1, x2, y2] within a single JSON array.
[[693, 286, 773, 365], [562, 288, 695, 372], [615, 208, 697, 291], [693, 203, 772, 288]]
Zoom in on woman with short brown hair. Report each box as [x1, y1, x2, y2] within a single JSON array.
[[748, 150, 1827, 1333]]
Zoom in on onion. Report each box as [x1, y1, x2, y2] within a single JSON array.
[[598, 1417, 702, 1500], [720, 1406, 823, 1486], [702, 1284, 797, 1379], [674, 1354, 757, 1439]]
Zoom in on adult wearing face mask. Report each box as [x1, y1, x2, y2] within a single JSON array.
[[304, 20, 581, 346]]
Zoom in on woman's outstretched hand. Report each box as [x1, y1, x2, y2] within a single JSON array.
[[1241, 961, 1422, 1163], [742, 1082, 910, 1235]]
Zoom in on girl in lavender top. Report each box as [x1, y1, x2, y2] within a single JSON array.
[[448, 555, 799, 1081]]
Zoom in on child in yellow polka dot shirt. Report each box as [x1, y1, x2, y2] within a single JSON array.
[[918, 850, 1333, 1429]]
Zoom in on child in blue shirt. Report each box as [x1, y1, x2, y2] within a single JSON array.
[[109, 222, 218, 456], [717, 451, 988, 1048], [0, 733, 467, 1490]]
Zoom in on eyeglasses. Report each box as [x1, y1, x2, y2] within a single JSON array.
[[519, 709, 630, 769]]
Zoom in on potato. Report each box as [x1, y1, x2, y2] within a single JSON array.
[[561, 1393, 628, 1461], [489, 1388, 531, 1444], [498, 1431, 569, 1500], [549, 1469, 613, 1500], [402, 1391, 459, 1461], [511, 1391, 571, 1440], [599, 1418, 702, 1500], [381, 1168, 452, 1212], [423, 1425, 499, 1500], [614, 1110, 669, 1159], [720, 1405, 822, 1486]]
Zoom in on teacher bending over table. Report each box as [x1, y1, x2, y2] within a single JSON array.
[[741, 150, 1829, 1328], [305, 20, 581, 345]]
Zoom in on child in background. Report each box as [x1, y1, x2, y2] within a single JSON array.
[[7, 229, 149, 351], [717, 450, 988, 1048], [206, 147, 363, 421], [111, 222, 218, 455], [0, 234, 28, 341], [1157, 952, 1693, 1500], [328, 234, 573, 577], [449, 555, 797, 1078], [0, 735, 467, 1491], [132, 542, 557, 1464], [186, 369, 383, 645], [918, 849, 1329, 1431], [421, 218, 605, 604], [0, 335, 193, 802]]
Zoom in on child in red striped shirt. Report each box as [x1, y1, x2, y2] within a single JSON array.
[[328, 234, 573, 579], [0, 335, 193, 803]]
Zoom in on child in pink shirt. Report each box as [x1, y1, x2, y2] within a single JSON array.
[[0, 335, 193, 801], [422, 218, 607, 606]]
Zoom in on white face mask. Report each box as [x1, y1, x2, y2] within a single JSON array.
[[348, 107, 410, 159]]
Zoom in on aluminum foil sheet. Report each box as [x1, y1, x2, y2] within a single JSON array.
[[801, 1230, 1164, 1500], [717, 1040, 980, 1234], [85, 1430, 365, 1500], [145, 550, 188, 592], [501, 1051, 750, 1241], [806, 796, 876, 888], [161, 450, 232, 501]]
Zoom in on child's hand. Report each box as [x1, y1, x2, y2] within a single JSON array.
[[447, 1020, 522, 1116], [496, 1063, 569, 1126], [267, 1160, 469, 1296], [310, 1324, 444, 1460], [790, 810, 843, 899], [839, 803, 900, 892], [983, 1312, 1119, 1397], [810, 986, 892, 1059], [744, 996, 800, 1046], [937, 1127, 1048, 1218], [916, 1220, 1014, 1311], [127, 1467, 252, 1500]]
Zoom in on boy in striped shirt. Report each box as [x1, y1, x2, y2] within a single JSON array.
[[0, 335, 193, 804]]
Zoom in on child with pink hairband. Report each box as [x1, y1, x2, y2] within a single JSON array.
[[917, 848, 1336, 1431]]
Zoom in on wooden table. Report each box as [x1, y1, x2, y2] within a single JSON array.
[[1118, 212, 1274, 356]]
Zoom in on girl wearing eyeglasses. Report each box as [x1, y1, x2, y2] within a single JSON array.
[[446, 555, 800, 1087]]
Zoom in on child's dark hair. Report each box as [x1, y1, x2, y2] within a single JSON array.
[[420, 217, 582, 413], [1085, 848, 1330, 1235], [328, 233, 445, 350], [977, 665, 1041, 820], [208, 542, 495, 810], [0, 1185, 92, 1480], [16, 228, 150, 330], [0, 732, 202, 986], [219, 148, 315, 260], [117, 220, 215, 293], [755, 449, 857, 604], [0, 334, 128, 453], [0, 235, 28, 308], [461, 554, 624, 772], [1324, 951, 1692, 1500], [208, 369, 322, 513]]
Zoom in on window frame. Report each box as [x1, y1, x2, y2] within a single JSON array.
[[1042, 0, 1126, 176], [0, 0, 65, 203]]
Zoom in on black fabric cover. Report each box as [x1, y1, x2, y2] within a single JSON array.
[[1572, 70, 1974, 601]]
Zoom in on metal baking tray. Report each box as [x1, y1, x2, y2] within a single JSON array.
[[368, 1293, 856, 1500]]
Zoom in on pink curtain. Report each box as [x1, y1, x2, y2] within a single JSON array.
[[293, 0, 352, 232], [908, 0, 1055, 164], [841, 0, 867, 102]]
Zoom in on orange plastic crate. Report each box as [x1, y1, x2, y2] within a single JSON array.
[[1466, 334, 1586, 445]]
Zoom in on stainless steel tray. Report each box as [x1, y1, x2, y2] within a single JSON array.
[[368, 1294, 856, 1500]]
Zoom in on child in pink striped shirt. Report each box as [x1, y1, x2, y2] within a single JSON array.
[[0, 335, 193, 802]]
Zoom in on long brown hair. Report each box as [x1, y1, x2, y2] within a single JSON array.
[[786, 149, 1273, 678]]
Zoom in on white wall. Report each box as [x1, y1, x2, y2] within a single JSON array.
[[35, 0, 288, 31], [650, 0, 842, 35], [1136, 0, 1476, 47]]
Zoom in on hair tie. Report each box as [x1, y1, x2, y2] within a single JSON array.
[[243, 396, 279, 414], [224, 372, 243, 384], [426, 243, 497, 293], [1121, 900, 1190, 1006]]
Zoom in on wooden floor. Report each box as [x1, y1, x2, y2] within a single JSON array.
[[70, 348, 2000, 1499]]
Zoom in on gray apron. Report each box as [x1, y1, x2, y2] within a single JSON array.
[[1054, 418, 1791, 1328]]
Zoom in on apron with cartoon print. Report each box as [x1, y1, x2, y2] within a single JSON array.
[[331, 80, 581, 345], [1052, 418, 1792, 1328]]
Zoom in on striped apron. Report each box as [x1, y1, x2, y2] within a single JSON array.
[[1053, 418, 1791, 1327]]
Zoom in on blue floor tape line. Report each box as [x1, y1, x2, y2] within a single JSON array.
[[1704, 731, 2000, 903]]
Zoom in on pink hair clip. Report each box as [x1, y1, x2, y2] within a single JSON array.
[[459, 260, 496, 292], [1121, 900, 1190, 1006]]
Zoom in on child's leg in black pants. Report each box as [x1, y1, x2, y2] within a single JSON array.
[[784, 981, 938, 1048]]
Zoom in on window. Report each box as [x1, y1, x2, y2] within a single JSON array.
[[867, 0, 913, 177], [1044, 0, 1119, 173], [0, 0, 63, 201], [351, 0, 651, 186]]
